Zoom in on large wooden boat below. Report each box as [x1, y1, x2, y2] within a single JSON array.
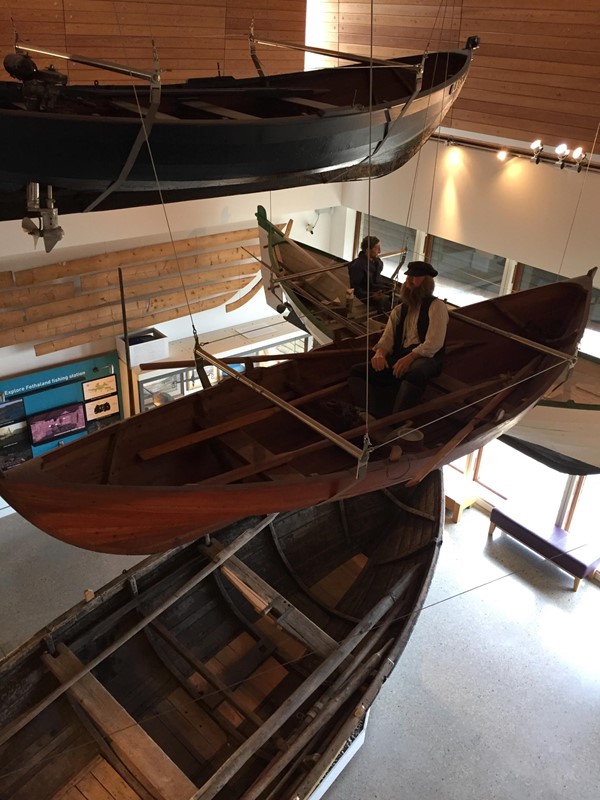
[[0, 476, 443, 800]]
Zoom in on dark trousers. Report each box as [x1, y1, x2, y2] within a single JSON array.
[[348, 348, 443, 417]]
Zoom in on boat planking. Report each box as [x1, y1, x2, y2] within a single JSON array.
[[0, 270, 594, 555], [0, 41, 477, 218], [0, 475, 443, 800]]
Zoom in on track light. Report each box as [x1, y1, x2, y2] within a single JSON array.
[[572, 146, 587, 173], [555, 143, 569, 169], [530, 139, 543, 164], [497, 149, 509, 162]]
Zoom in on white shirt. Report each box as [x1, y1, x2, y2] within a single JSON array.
[[376, 298, 449, 359]]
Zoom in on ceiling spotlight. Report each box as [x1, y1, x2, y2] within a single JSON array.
[[572, 146, 587, 172], [497, 149, 509, 162], [530, 139, 543, 164], [555, 143, 570, 169]]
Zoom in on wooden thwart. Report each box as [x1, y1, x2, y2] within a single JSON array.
[[138, 381, 346, 461], [43, 643, 197, 800], [203, 538, 338, 658]]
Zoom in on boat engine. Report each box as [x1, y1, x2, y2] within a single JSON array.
[[3, 53, 67, 111]]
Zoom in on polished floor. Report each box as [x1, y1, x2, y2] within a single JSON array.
[[0, 504, 598, 799]]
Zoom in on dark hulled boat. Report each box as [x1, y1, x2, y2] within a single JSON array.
[[0, 475, 443, 800], [0, 40, 477, 217]]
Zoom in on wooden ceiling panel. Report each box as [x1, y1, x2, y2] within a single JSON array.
[[0, 1, 597, 151]]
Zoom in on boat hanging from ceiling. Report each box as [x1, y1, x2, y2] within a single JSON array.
[[0, 269, 593, 555], [0, 36, 478, 218]]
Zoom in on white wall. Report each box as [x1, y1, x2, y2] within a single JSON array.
[[2, 139, 599, 379], [342, 140, 600, 285]]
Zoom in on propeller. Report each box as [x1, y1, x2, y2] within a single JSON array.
[[21, 216, 41, 248], [22, 183, 64, 252]]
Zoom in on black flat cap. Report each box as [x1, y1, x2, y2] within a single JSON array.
[[405, 260, 438, 278]]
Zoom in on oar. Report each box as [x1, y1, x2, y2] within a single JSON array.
[[188, 568, 417, 800], [138, 345, 370, 371]]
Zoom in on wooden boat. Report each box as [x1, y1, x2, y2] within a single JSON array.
[[257, 205, 396, 344], [502, 352, 600, 474], [0, 270, 594, 555], [0, 39, 477, 218], [0, 475, 443, 800]]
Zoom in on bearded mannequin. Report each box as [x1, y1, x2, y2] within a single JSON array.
[[347, 261, 448, 420]]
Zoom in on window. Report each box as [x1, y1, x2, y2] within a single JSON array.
[[579, 285, 600, 357], [473, 439, 569, 526], [359, 214, 417, 278], [429, 236, 504, 306], [566, 474, 600, 536]]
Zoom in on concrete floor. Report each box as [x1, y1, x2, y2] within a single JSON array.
[[0, 505, 598, 799]]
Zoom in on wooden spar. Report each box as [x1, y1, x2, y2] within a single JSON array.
[[138, 381, 346, 461], [193, 344, 364, 460], [241, 599, 409, 800], [0, 513, 278, 748], [203, 538, 339, 657], [189, 568, 417, 800], [245, 652, 384, 800], [15, 41, 157, 82], [449, 309, 577, 364], [252, 37, 422, 71], [138, 347, 370, 370], [118, 267, 136, 417]]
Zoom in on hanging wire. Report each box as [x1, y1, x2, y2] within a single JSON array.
[[556, 120, 600, 280]]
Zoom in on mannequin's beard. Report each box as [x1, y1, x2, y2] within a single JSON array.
[[400, 279, 433, 308]]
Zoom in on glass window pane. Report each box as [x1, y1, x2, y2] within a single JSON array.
[[359, 214, 417, 277], [568, 474, 600, 536], [429, 236, 505, 306], [475, 439, 569, 525], [579, 285, 600, 357], [516, 263, 556, 291]]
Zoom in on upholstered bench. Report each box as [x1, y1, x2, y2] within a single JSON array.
[[488, 507, 600, 591]]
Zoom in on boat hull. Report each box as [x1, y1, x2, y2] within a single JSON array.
[[0, 49, 473, 217], [0, 477, 443, 799], [0, 272, 594, 555]]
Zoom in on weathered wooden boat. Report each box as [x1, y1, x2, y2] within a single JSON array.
[[0, 475, 443, 800], [502, 352, 600, 475], [0, 270, 594, 555], [0, 38, 477, 218], [257, 205, 396, 344]]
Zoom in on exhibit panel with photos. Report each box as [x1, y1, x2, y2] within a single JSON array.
[[0, 353, 121, 470]]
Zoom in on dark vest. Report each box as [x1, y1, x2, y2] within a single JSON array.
[[391, 296, 445, 360]]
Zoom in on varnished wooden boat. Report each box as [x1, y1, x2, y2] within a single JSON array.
[[257, 205, 395, 344], [0, 476, 443, 800], [0, 39, 477, 218], [0, 270, 593, 555]]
